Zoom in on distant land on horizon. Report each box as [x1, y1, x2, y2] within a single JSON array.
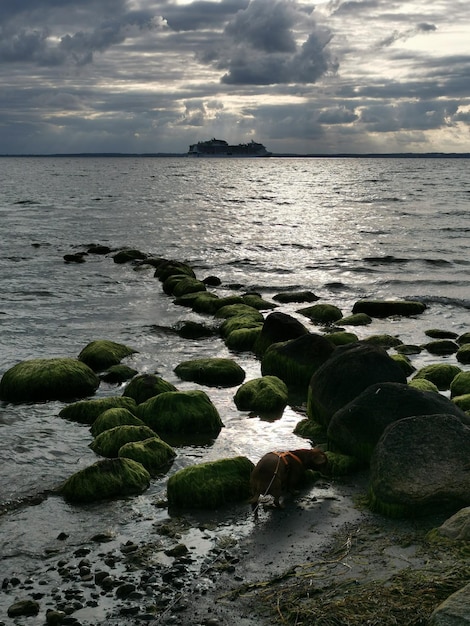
[[1, 152, 469, 158]]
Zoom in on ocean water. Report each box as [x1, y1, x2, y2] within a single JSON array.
[[0, 156, 469, 620]]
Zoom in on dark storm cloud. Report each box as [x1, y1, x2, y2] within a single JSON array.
[[162, 0, 248, 31], [378, 22, 437, 48]]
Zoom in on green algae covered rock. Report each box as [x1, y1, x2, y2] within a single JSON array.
[[261, 333, 335, 390], [450, 371, 470, 398], [363, 334, 403, 349], [457, 332, 470, 345], [61, 457, 150, 503], [119, 437, 176, 476], [224, 327, 262, 352], [0, 357, 100, 403], [78, 340, 137, 372], [122, 373, 177, 404], [112, 249, 147, 264], [423, 340, 459, 356], [100, 364, 138, 384], [90, 424, 157, 458], [172, 277, 207, 298], [215, 303, 263, 320], [325, 331, 358, 346], [334, 312, 372, 326], [352, 299, 426, 318], [297, 303, 343, 325], [241, 293, 276, 310], [137, 390, 223, 437], [325, 451, 362, 477], [408, 378, 439, 393], [154, 260, 196, 282], [273, 290, 320, 304], [167, 456, 254, 509], [219, 314, 264, 340], [294, 418, 326, 442], [456, 343, 470, 365], [254, 311, 309, 357], [412, 363, 462, 391], [90, 408, 146, 437], [452, 394, 470, 412], [391, 353, 416, 377], [190, 292, 222, 314], [59, 396, 137, 425], [233, 375, 288, 415], [174, 357, 245, 387]]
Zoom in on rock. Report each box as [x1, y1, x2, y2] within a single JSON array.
[[423, 340, 459, 356], [61, 457, 150, 502], [153, 259, 196, 282], [362, 334, 403, 348], [328, 382, 470, 462], [308, 342, 406, 427], [189, 292, 223, 313], [453, 394, 470, 412], [456, 344, 470, 365], [215, 303, 264, 321], [202, 275, 222, 286], [450, 371, 470, 398], [412, 364, 462, 391], [90, 424, 157, 458], [78, 339, 137, 372], [172, 277, 207, 298], [457, 332, 470, 345], [90, 408, 145, 437], [254, 311, 309, 356], [59, 396, 137, 425], [436, 507, 470, 541], [334, 312, 372, 326], [7, 599, 40, 617], [261, 333, 335, 390], [136, 390, 223, 438], [218, 311, 264, 340], [369, 414, 470, 517], [408, 378, 439, 393], [0, 358, 100, 403], [233, 375, 288, 415], [391, 353, 416, 376], [118, 437, 176, 476], [242, 293, 276, 310], [428, 583, 470, 625], [167, 456, 254, 509], [273, 290, 320, 304], [174, 357, 246, 387], [425, 329, 459, 340], [122, 373, 177, 404], [325, 331, 358, 346], [100, 364, 138, 383], [224, 327, 262, 352], [297, 303, 343, 325], [396, 344, 422, 355], [112, 249, 147, 263], [352, 299, 426, 318], [173, 321, 214, 339], [46, 608, 67, 624]]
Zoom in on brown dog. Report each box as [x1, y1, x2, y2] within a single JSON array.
[[249, 448, 328, 510]]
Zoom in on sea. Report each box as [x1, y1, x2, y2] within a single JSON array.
[[0, 156, 469, 623]]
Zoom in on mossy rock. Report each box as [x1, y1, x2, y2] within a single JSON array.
[[325, 451, 362, 476], [241, 293, 276, 310], [173, 292, 208, 308], [90, 424, 157, 458], [391, 353, 416, 376], [174, 358, 246, 387], [100, 364, 138, 384], [297, 303, 343, 325], [450, 371, 470, 398], [90, 408, 145, 437], [61, 457, 150, 503], [273, 291, 320, 304], [59, 396, 137, 425], [334, 313, 372, 326], [78, 340, 137, 372], [167, 456, 254, 509], [234, 376, 288, 415], [162, 274, 193, 296], [423, 340, 459, 356], [326, 331, 358, 346], [112, 249, 147, 264], [412, 364, 462, 391], [173, 321, 215, 339], [395, 344, 422, 355], [118, 437, 176, 476], [172, 277, 207, 298], [190, 292, 222, 314], [352, 299, 426, 318], [204, 295, 246, 314], [219, 314, 264, 339], [362, 334, 403, 348], [457, 332, 470, 345], [261, 333, 335, 390], [136, 390, 223, 436], [408, 378, 439, 393], [224, 327, 262, 352], [425, 329, 458, 340], [154, 260, 196, 282], [122, 373, 177, 404], [294, 418, 326, 442], [452, 394, 470, 412], [0, 358, 100, 403], [254, 311, 309, 357], [456, 344, 470, 365], [215, 303, 264, 320]]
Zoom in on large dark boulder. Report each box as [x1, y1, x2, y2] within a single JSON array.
[[0, 358, 100, 403], [308, 343, 406, 427], [328, 382, 470, 462], [352, 299, 426, 318], [261, 333, 335, 390], [59, 396, 137, 425], [369, 414, 470, 517], [78, 340, 137, 372], [254, 311, 309, 357], [122, 373, 177, 404]]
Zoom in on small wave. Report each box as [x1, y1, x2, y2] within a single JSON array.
[[423, 258, 452, 266], [363, 255, 410, 264], [411, 295, 470, 310]]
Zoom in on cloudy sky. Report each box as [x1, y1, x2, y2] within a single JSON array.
[[1, 0, 469, 154]]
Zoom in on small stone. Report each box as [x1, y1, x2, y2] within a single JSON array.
[[116, 582, 136, 598], [7, 599, 40, 617], [46, 609, 67, 625]]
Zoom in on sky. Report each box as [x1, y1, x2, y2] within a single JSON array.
[[1, 0, 469, 154]]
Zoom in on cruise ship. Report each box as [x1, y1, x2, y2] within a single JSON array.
[[187, 138, 271, 157]]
